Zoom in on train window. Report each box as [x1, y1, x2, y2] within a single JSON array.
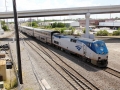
[[94, 43, 98, 47], [100, 43, 104, 47], [54, 41, 59, 44], [41, 38, 45, 40], [87, 43, 91, 47], [70, 39, 73, 42], [90, 43, 91, 47], [73, 40, 76, 43], [87, 43, 89, 46], [70, 39, 76, 43]]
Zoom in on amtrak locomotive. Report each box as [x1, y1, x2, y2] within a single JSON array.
[[19, 26, 108, 67]]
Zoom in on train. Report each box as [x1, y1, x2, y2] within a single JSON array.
[[19, 26, 108, 67]]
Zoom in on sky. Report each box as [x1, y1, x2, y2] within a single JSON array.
[[0, 0, 120, 21]]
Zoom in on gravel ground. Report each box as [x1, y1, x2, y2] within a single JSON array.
[[1, 31, 120, 90], [9, 36, 74, 90], [50, 48, 120, 90], [0, 31, 14, 39]]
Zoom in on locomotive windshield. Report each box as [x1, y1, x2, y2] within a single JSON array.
[[93, 41, 108, 55], [94, 42, 105, 47]]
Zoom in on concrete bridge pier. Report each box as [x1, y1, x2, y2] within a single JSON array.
[[81, 12, 94, 39], [0, 20, 4, 35], [85, 12, 90, 38]]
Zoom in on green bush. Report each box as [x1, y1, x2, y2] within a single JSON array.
[[60, 27, 66, 33], [2, 25, 9, 31], [112, 30, 120, 36], [28, 21, 38, 27], [44, 25, 51, 29], [51, 22, 57, 28], [1, 20, 5, 25], [97, 30, 109, 36], [69, 26, 75, 34], [51, 22, 65, 28], [118, 27, 120, 30], [57, 23, 65, 27], [83, 28, 86, 33]]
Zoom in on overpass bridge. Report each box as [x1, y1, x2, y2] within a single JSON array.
[[0, 5, 120, 19], [0, 5, 120, 38]]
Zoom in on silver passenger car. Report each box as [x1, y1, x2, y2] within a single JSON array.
[[19, 26, 34, 36], [34, 28, 59, 44]]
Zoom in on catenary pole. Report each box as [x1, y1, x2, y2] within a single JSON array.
[[5, 0, 8, 27], [12, 0, 23, 84]]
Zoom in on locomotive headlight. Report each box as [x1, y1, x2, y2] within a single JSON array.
[[98, 57, 101, 60], [106, 56, 108, 58]]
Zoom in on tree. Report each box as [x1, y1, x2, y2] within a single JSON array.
[[51, 22, 57, 28], [83, 28, 86, 33], [1, 20, 5, 25], [2, 25, 9, 31], [60, 27, 66, 33], [113, 30, 120, 36], [51, 22, 65, 28], [118, 27, 120, 30], [69, 26, 75, 34], [28, 21, 38, 28], [1, 20, 9, 31], [57, 23, 65, 27]]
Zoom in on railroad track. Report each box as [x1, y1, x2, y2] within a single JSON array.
[[20, 33, 99, 90], [103, 67, 120, 78]]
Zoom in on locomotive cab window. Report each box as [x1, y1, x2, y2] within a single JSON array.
[[70, 39, 76, 43], [87, 43, 91, 47], [94, 43, 98, 47]]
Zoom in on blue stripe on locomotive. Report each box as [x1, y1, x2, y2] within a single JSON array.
[[53, 35, 108, 55], [78, 40, 108, 55]]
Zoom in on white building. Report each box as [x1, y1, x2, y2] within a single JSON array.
[[70, 21, 79, 27], [99, 20, 120, 29], [38, 22, 50, 26], [39, 21, 80, 27]]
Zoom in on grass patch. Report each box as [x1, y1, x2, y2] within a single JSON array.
[[4, 78, 18, 90], [24, 88, 33, 90]]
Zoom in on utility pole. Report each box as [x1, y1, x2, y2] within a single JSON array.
[[5, 0, 8, 27], [110, 13, 111, 19], [12, 0, 23, 84], [30, 17, 32, 27]]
